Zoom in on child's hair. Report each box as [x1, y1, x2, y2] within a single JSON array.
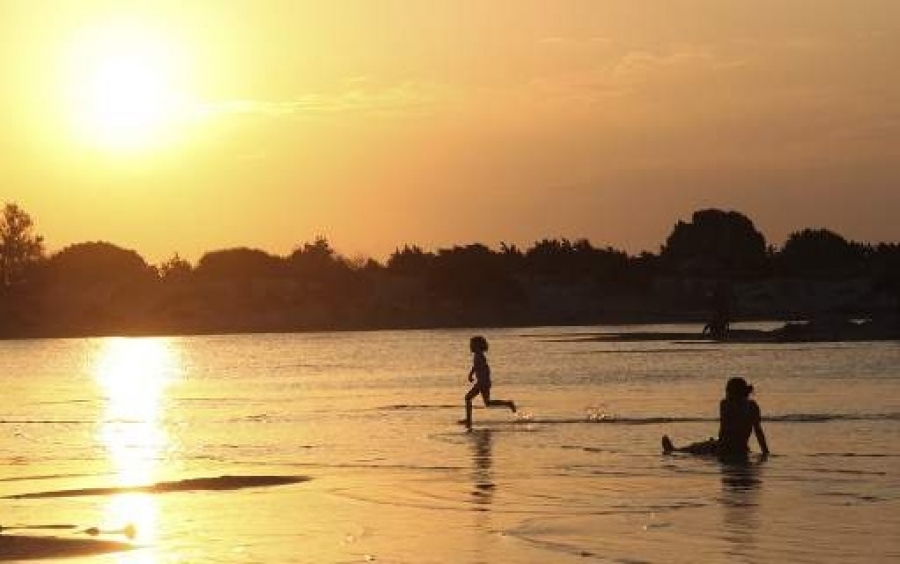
[[470, 335, 489, 353]]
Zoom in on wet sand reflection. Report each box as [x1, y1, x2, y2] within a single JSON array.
[[467, 429, 495, 562], [469, 429, 495, 508], [720, 457, 765, 560]]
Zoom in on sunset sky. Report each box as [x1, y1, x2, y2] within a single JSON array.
[[2, 1, 899, 264]]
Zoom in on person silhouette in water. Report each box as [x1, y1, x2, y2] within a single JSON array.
[[461, 336, 516, 429], [662, 376, 769, 459]]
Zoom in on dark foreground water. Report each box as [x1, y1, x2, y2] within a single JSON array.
[[2, 326, 899, 562]]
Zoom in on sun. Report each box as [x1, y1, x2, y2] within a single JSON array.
[[64, 21, 192, 152], [87, 49, 176, 146]]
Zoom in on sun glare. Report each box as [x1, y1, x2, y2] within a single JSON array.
[[94, 337, 178, 483], [64, 21, 192, 153], [93, 337, 181, 554]]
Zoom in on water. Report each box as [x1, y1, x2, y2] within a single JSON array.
[[1, 326, 899, 563]]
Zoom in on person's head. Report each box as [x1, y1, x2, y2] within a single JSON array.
[[725, 376, 754, 400], [470, 335, 489, 353]]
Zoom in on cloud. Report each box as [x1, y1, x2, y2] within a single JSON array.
[[537, 36, 566, 44], [536, 35, 612, 46], [608, 47, 745, 84], [522, 45, 744, 107], [196, 81, 443, 119]]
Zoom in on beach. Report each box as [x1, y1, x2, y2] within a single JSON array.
[[2, 326, 899, 562]]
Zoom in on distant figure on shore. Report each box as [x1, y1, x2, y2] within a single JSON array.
[[461, 336, 516, 429], [662, 376, 770, 459], [702, 281, 733, 340]]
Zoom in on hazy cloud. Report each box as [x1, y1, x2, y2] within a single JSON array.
[[521, 45, 744, 107], [197, 81, 443, 119], [537, 36, 566, 44]]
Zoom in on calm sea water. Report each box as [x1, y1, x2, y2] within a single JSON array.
[[1, 326, 899, 563]]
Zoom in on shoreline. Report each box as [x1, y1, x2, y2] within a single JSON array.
[[1, 316, 897, 343], [546, 318, 900, 344]]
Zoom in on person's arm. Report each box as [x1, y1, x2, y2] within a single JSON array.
[[754, 421, 769, 455], [717, 400, 726, 442], [753, 403, 770, 454], [468, 364, 475, 382]]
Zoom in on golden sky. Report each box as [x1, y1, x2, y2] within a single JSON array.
[[3, 1, 899, 263]]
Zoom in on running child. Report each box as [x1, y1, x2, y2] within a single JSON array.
[[461, 336, 516, 429]]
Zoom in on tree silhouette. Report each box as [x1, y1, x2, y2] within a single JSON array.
[[158, 253, 193, 282], [386, 244, 435, 277], [1, 206, 898, 337], [289, 237, 341, 275], [524, 238, 627, 283], [427, 243, 522, 304], [43, 242, 156, 288], [662, 209, 767, 277], [196, 247, 285, 281], [288, 237, 356, 289], [29, 242, 159, 334], [0, 202, 45, 287], [870, 243, 900, 316], [777, 228, 864, 277]]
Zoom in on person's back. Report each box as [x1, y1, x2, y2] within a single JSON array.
[[717, 397, 760, 456]]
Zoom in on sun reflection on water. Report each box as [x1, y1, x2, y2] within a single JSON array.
[[93, 337, 181, 559]]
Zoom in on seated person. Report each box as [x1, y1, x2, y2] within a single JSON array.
[[662, 376, 770, 459]]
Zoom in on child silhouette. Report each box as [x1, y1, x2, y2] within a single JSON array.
[[461, 336, 517, 429]]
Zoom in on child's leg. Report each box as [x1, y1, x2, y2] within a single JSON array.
[[486, 399, 516, 413], [463, 384, 481, 427], [482, 387, 516, 413]]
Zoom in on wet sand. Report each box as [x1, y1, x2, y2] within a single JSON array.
[[5, 474, 309, 500], [1, 475, 309, 561], [0, 535, 133, 561]]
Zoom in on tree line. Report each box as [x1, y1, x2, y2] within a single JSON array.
[[1, 203, 898, 337]]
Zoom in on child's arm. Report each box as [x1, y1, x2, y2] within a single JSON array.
[[468, 365, 475, 382]]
